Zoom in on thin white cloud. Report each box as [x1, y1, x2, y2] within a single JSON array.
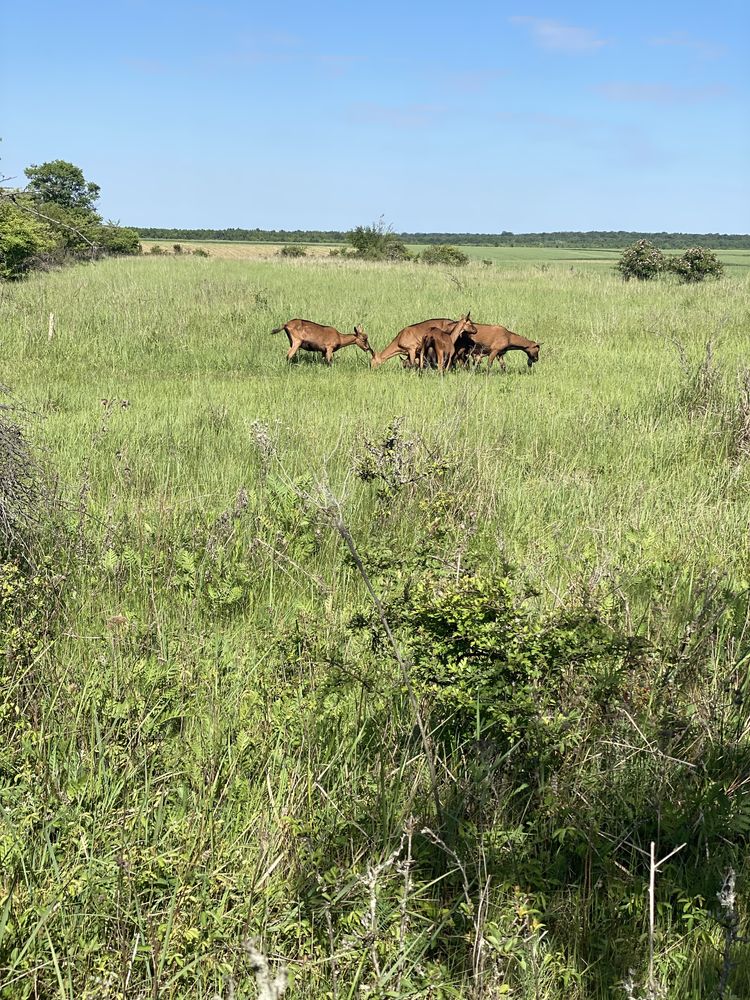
[[495, 111, 669, 167], [648, 32, 726, 59], [447, 69, 509, 93], [122, 57, 169, 75], [594, 82, 728, 104], [318, 55, 363, 78], [347, 103, 448, 129], [510, 16, 607, 53]]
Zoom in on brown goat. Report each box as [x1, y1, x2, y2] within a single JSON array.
[[457, 324, 541, 371], [370, 313, 476, 369], [271, 319, 373, 365], [420, 328, 455, 372]]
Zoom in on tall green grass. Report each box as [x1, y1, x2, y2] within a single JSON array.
[[1, 255, 749, 998]]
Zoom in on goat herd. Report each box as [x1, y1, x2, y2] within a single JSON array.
[[270, 313, 542, 371]]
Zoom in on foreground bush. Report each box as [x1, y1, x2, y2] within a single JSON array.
[[616, 239, 666, 281], [0, 202, 57, 279], [1, 159, 140, 281]]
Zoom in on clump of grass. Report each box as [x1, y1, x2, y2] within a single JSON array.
[[0, 387, 59, 564]]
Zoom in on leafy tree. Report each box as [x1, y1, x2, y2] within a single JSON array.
[[420, 244, 469, 267], [616, 239, 666, 281], [669, 246, 724, 283], [0, 201, 58, 279], [26, 199, 100, 253], [24, 160, 100, 213]]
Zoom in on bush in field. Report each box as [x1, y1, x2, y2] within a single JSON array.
[[0, 201, 58, 279], [149, 244, 166, 255], [94, 224, 141, 256], [172, 243, 183, 254], [192, 246, 210, 257], [669, 246, 724, 283], [616, 239, 666, 281], [420, 244, 469, 267], [420, 244, 468, 266], [346, 217, 412, 261], [389, 567, 643, 753], [279, 243, 307, 257]]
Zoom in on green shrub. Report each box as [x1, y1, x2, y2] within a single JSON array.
[[192, 246, 210, 257], [172, 243, 183, 254], [93, 224, 141, 256], [149, 244, 165, 255], [616, 239, 666, 281], [346, 218, 412, 261], [279, 243, 307, 257], [669, 246, 724, 283], [420, 244, 469, 267], [388, 567, 642, 751], [0, 202, 57, 279]]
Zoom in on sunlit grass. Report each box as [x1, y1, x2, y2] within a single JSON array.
[[1, 255, 749, 998]]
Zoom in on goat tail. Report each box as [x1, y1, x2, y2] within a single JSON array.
[[270, 325, 286, 335]]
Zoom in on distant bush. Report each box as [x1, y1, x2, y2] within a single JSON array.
[[616, 239, 666, 281], [420, 244, 469, 267], [346, 217, 412, 262], [669, 246, 724, 283], [279, 243, 307, 257], [149, 244, 165, 255], [192, 247, 210, 257], [173, 243, 183, 254]]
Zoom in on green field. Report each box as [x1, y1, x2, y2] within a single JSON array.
[[1, 254, 750, 998], [139, 238, 750, 273]]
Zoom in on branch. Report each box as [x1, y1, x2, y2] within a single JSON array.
[[0, 189, 101, 252]]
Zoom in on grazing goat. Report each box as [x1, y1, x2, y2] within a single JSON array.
[[271, 319, 373, 365], [370, 313, 476, 369], [457, 324, 541, 371]]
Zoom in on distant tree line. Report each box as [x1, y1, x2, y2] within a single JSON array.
[[135, 226, 750, 250]]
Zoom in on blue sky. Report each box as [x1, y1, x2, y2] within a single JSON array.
[[2, 1, 748, 232]]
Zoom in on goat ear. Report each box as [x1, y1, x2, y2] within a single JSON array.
[[466, 310, 471, 318]]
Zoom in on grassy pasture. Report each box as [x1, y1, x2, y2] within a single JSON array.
[[139, 239, 338, 259], [1, 254, 750, 998], [139, 239, 750, 273]]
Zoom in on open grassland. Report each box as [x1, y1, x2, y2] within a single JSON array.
[[139, 239, 339, 259], [139, 239, 750, 273], [1, 255, 750, 999]]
